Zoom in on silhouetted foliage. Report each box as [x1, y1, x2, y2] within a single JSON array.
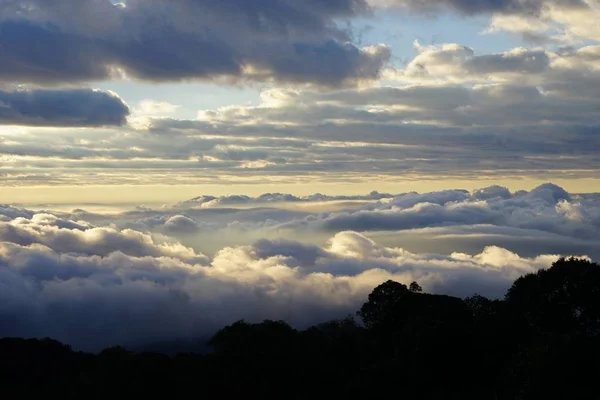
[[2, 258, 599, 399], [357, 279, 410, 330], [506, 257, 600, 334], [208, 319, 297, 356], [409, 281, 423, 292]]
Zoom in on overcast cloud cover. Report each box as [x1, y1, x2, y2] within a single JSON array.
[[1, 1, 600, 350]]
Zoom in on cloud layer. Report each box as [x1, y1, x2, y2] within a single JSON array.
[[378, 0, 582, 14], [1, 0, 595, 91], [0, 0, 598, 179], [0, 227, 559, 351], [0, 89, 129, 126], [5, 38, 598, 184], [377, 0, 599, 43], [0, 0, 389, 87], [1, 183, 597, 350]]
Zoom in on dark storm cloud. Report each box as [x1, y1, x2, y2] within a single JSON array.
[[0, 0, 389, 86], [0, 88, 129, 126]]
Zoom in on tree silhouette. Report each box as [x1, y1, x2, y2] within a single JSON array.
[[357, 280, 410, 330], [409, 281, 423, 292], [208, 319, 297, 357], [506, 257, 600, 334]]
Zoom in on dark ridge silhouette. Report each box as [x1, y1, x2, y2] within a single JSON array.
[[1, 257, 599, 399], [130, 337, 213, 355]]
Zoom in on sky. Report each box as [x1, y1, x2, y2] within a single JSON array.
[[0, 0, 599, 204], [1, 0, 600, 351]]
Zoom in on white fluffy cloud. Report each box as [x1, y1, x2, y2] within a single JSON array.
[[0, 214, 208, 264]]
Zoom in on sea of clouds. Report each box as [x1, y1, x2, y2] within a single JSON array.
[[1, 183, 598, 351]]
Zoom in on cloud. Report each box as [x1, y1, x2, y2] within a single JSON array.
[[0, 0, 595, 92], [26, 184, 599, 250], [134, 100, 180, 116], [0, 88, 129, 127], [0, 214, 208, 264], [369, 0, 530, 13], [484, 1, 600, 42], [0, 0, 389, 87], [277, 184, 600, 239], [392, 41, 599, 87], [98, 183, 596, 255], [177, 191, 394, 208], [1, 35, 599, 185], [471, 185, 512, 200], [163, 215, 201, 234], [374, 0, 588, 14], [0, 183, 597, 350], [0, 205, 35, 221], [0, 226, 565, 351], [369, 224, 600, 262], [194, 43, 600, 129], [53, 182, 600, 260]]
